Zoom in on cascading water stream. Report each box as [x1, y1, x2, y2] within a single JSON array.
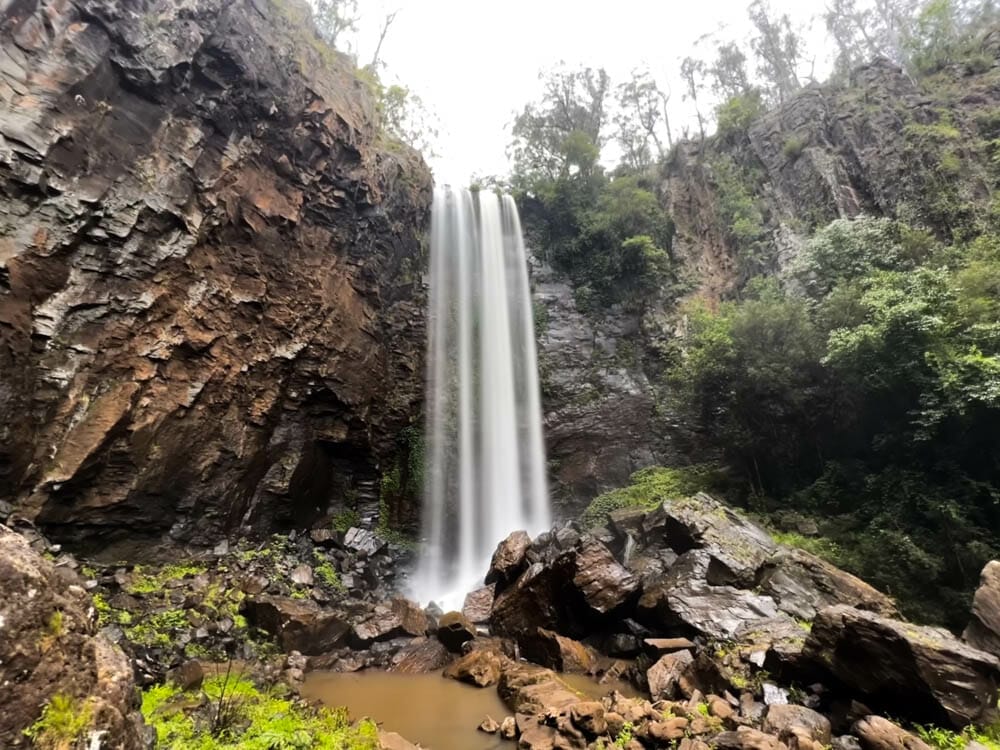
[[411, 187, 550, 608]]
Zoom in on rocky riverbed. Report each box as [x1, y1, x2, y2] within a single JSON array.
[[3, 492, 1000, 749]]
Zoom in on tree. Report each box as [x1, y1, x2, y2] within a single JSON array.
[[509, 65, 610, 186], [710, 41, 753, 100], [680, 56, 708, 140], [747, 0, 803, 104], [379, 82, 439, 156], [614, 68, 672, 173], [313, 0, 359, 52]]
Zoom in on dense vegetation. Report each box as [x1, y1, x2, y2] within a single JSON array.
[[509, 0, 1000, 626]]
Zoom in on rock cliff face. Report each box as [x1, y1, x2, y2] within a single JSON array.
[[533, 260, 682, 516], [0, 0, 431, 548]]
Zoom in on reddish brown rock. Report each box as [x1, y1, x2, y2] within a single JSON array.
[[243, 595, 349, 654], [853, 716, 933, 750], [486, 530, 532, 587], [443, 649, 504, 687], [389, 637, 452, 674], [521, 628, 599, 674], [0, 0, 431, 547], [647, 649, 695, 700], [763, 705, 831, 744], [572, 536, 639, 614], [462, 585, 495, 624]]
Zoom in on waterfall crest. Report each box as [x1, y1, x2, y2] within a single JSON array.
[[411, 187, 550, 608]]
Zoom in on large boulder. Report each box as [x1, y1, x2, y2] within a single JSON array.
[[964, 560, 1000, 658], [0, 0, 432, 549], [351, 598, 428, 646], [243, 595, 350, 654], [762, 705, 831, 744], [486, 530, 531, 587], [0, 526, 148, 749], [805, 605, 1000, 727], [638, 551, 785, 639], [462, 585, 495, 624], [646, 649, 695, 700], [443, 649, 504, 687], [497, 661, 586, 715], [572, 536, 639, 614], [388, 637, 452, 674], [758, 548, 898, 621], [643, 493, 777, 586], [490, 555, 574, 640], [437, 611, 476, 652]]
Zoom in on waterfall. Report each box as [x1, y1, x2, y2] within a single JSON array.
[[411, 186, 550, 609]]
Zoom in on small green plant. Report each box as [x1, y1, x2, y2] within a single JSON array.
[[331, 509, 360, 532], [313, 556, 344, 590], [24, 694, 93, 749], [580, 464, 722, 529], [141, 670, 381, 749], [613, 720, 635, 748], [48, 610, 65, 637], [782, 135, 807, 161]]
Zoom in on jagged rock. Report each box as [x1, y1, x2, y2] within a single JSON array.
[[521, 628, 598, 673], [758, 548, 898, 621], [479, 716, 500, 733], [734, 617, 810, 672], [638, 551, 784, 640], [714, 728, 789, 750], [243, 595, 349, 654], [344, 529, 388, 558], [462, 585, 495, 624], [647, 649, 695, 700], [763, 705, 832, 744], [0, 0, 431, 546], [852, 716, 932, 750], [0, 526, 149, 748], [352, 598, 428, 646], [443, 649, 503, 687], [805, 605, 1000, 727], [569, 702, 607, 737], [388, 637, 452, 674], [486, 530, 531, 587], [643, 494, 777, 586], [572, 536, 639, 613], [491, 555, 573, 640], [964, 560, 1000, 658], [437, 611, 476, 652], [500, 716, 518, 739]]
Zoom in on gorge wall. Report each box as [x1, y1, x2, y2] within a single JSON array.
[[534, 45, 1000, 515], [0, 0, 431, 550]]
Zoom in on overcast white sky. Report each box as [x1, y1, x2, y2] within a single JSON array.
[[350, 0, 830, 184]]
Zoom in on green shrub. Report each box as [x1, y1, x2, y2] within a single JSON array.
[[782, 135, 807, 161], [580, 465, 722, 529], [716, 90, 766, 137], [141, 673, 380, 750], [24, 694, 93, 749]]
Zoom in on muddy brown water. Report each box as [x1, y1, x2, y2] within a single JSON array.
[[301, 670, 638, 750]]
